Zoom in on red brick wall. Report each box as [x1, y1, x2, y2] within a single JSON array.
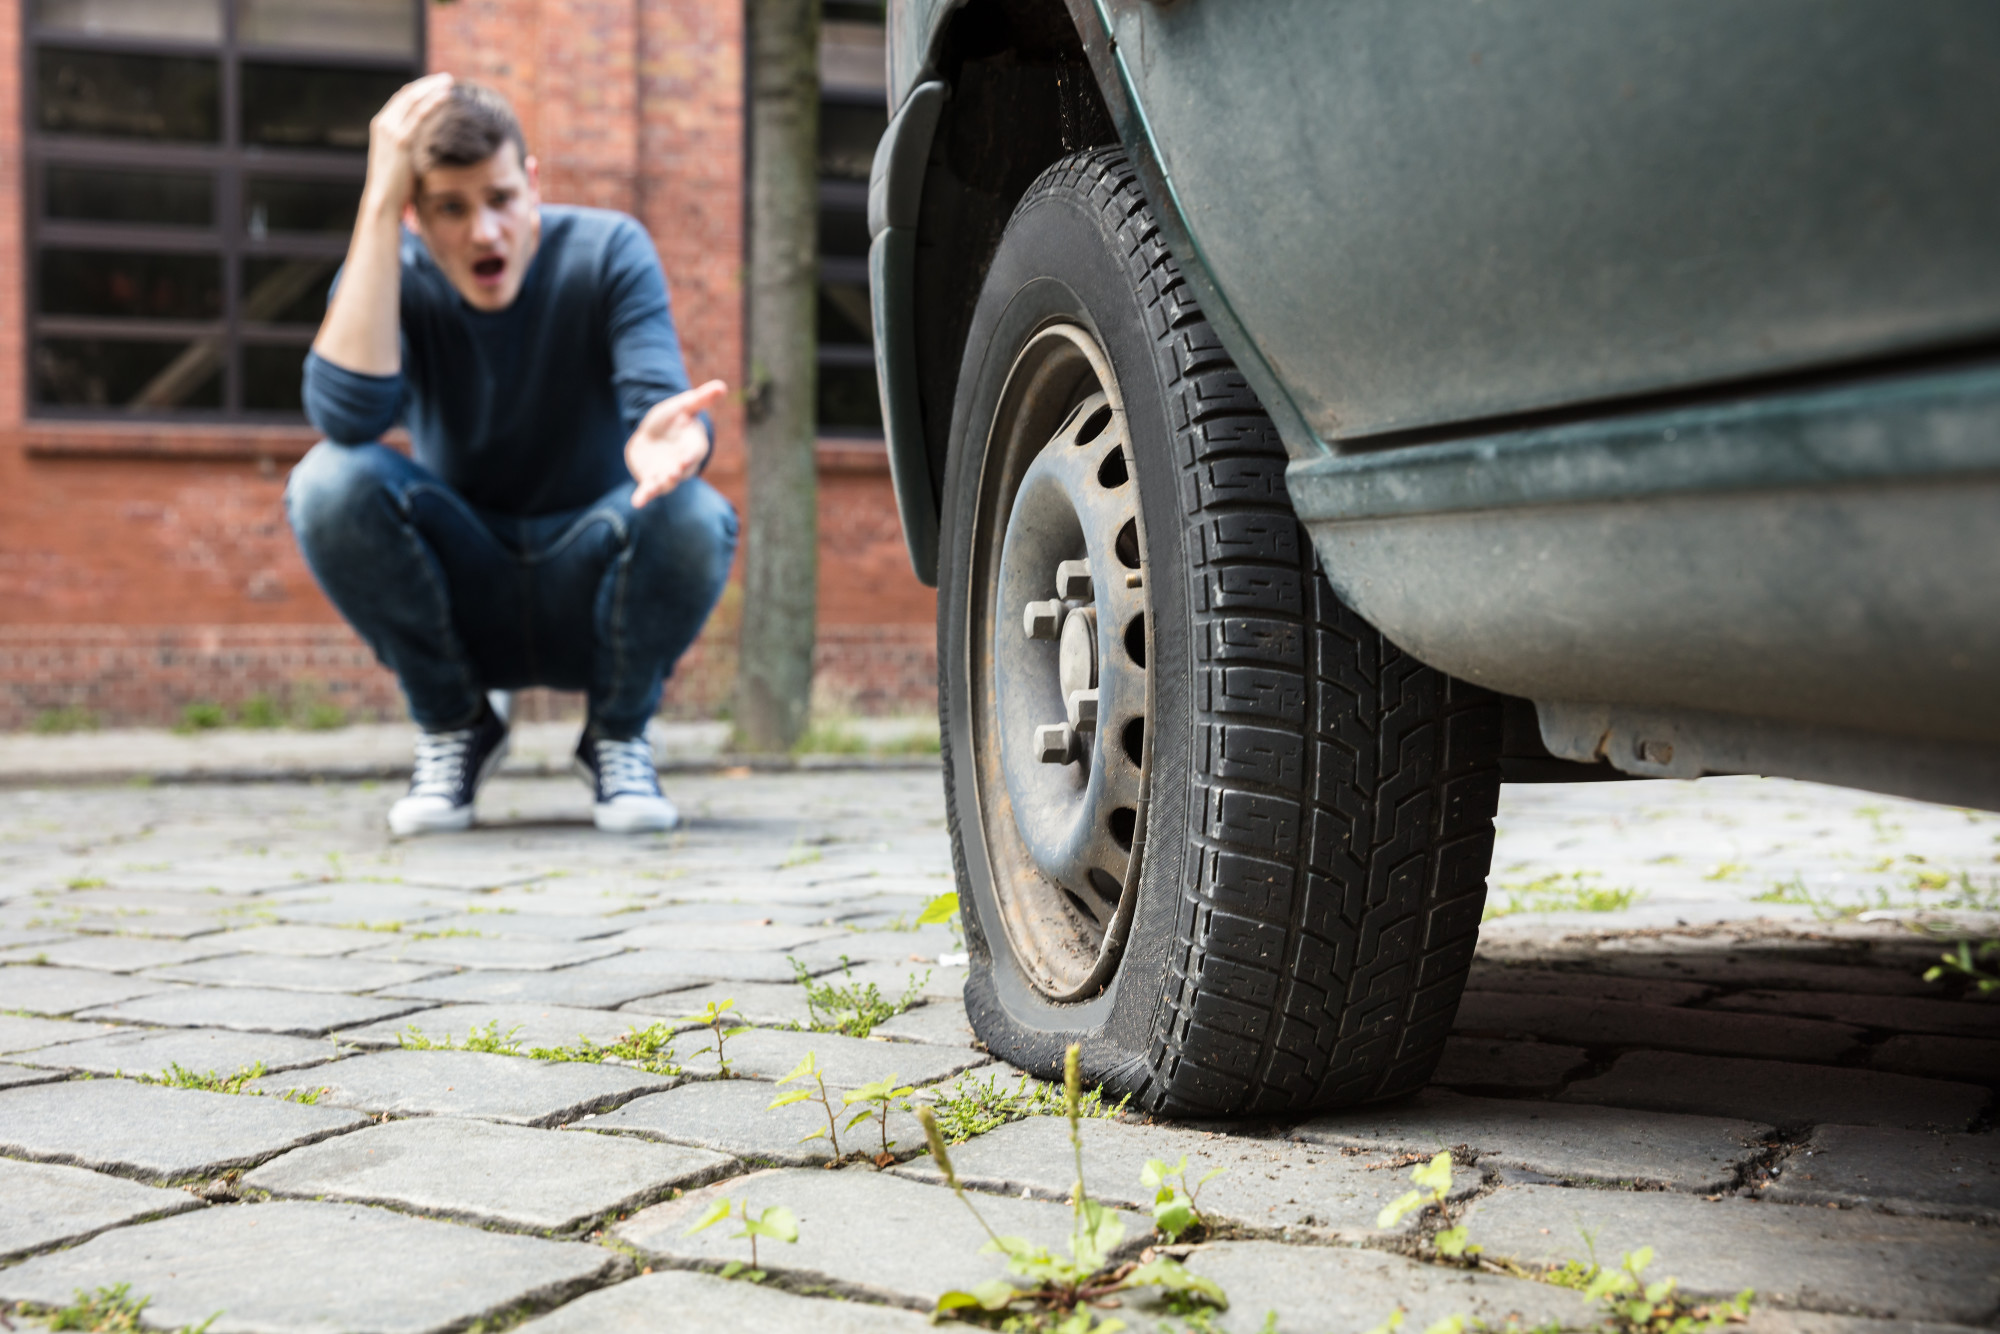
[[0, 0, 936, 731]]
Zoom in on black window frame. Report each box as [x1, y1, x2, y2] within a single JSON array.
[[22, 0, 424, 422], [815, 5, 885, 440]]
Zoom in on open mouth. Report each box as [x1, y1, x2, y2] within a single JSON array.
[[472, 257, 506, 281]]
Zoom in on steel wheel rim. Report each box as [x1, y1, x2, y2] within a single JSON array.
[[971, 323, 1151, 1002]]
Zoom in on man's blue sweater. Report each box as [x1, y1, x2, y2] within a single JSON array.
[[302, 205, 701, 517]]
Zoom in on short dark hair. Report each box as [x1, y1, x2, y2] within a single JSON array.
[[415, 81, 527, 174]]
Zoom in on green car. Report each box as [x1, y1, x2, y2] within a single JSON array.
[[867, 0, 2000, 1116]]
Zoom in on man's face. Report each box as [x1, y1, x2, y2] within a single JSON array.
[[410, 143, 541, 311]]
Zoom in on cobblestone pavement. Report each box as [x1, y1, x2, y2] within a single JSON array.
[[0, 765, 1994, 1332]]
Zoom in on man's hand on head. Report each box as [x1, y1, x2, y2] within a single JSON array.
[[365, 72, 455, 217], [627, 380, 729, 507]]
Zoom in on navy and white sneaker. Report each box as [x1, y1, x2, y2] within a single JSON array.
[[574, 732, 679, 833], [388, 702, 510, 835]]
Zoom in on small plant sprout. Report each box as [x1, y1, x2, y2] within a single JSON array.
[[683, 1195, 800, 1282], [526, 1022, 680, 1077], [843, 1073, 917, 1165], [39, 1282, 218, 1332], [769, 1050, 844, 1160], [1141, 1155, 1224, 1243], [922, 1044, 1228, 1329], [683, 997, 752, 1076], [1572, 1247, 1753, 1334], [1925, 937, 2000, 994], [1376, 1150, 1478, 1259]]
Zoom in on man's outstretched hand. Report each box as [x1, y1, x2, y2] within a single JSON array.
[[627, 380, 729, 506]]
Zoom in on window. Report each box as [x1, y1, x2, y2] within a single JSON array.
[[817, 1, 886, 437], [24, 0, 423, 420]]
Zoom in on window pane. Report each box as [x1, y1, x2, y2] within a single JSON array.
[[34, 0, 220, 42], [819, 102, 886, 182], [45, 166, 213, 227], [818, 363, 883, 432], [39, 249, 222, 320], [37, 48, 220, 142], [819, 205, 869, 260], [35, 338, 222, 409], [246, 177, 361, 236], [242, 63, 406, 151], [240, 0, 418, 59], [818, 280, 872, 345], [243, 256, 338, 325], [820, 20, 885, 96], [243, 343, 309, 412]]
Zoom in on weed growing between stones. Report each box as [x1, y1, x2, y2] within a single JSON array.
[[1369, 1156, 1755, 1334], [683, 1196, 799, 1281], [1141, 1157, 1223, 1244], [925, 1069, 1130, 1144], [682, 998, 751, 1076], [1755, 871, 2000, 919], [397, 1020, 524, 1054], [846, 1073, 918, 1165], [133, 1061, 324, 1104], [1482, 872, 1641, 921], [770, 1050, 846, 1159], [526, 1022, 681, 1076], [25, 1282, 217, 1332], [788, 956, 926, 1037], [1924, 937, 2000, 993], [921, 1045, 1227, 1332]]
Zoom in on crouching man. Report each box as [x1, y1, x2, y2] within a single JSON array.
[[287, 74, 735, 836]]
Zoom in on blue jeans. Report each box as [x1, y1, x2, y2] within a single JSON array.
[[286, 442, 737, 738]]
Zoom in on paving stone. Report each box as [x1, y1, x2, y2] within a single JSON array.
[[1741, 1311, 1991, 1334], [622, 979, 818, 1027], [245, 1115, 732, 1232], [1461, 1184, 2000, 1322], [1560, 1050, 1990, 1130], [517, 1268, 932, 1333], [897, 1116, 1475, 1236], [1453, 990, 1862, 1062], [76, 984, 429, 1036], [874, 999, 978, 1047], [341, 1002, 666, 1051], [1296, 1088, 1771, 1192], [0, 928, 73, 951], [379, 963, 706, 1008], [577, 1076, 928, 1166], [1465, 962, 1714, 1006], [0, 1077, 367, 1181], [584, 947, 841, 983], [0, 1200, 619, 1333], [1429, 1036, 1590, 1093], [605, 920, 851, 951], [839, 959, 968, 1005], [144, 951, 452, 993], [1709, 989, 2000, 1040], [0, 1156, 203, 1262], [1589, 953, 1945, 997], [617, 1166, 1140, 1309], [0, 1012, 113, 1053], [351, 935, 627, 971], [261, 881, 473, 926], [1141, 1238, 1594, 1334], [0, 934, 239, 973], [678, 1025, 989, 1089], [11, 1026, 340, 1079], [0, 963, 185, 1015], [1866, 1033, 2000, 1088], [1767, 1124, 2000, 1223], [792, 925, 961, 969], [249, 1048, 674, 1126], [69, 911, 240, 939], [416, 911, 631, 941], [204, 923, 381, 955], [620, 899, 861, 927], [0, 1062, 68, 1089]]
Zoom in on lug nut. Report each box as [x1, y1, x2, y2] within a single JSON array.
[[1055, 560, 1093, 602], [1023, 599, 1063, 640], [1035, 723, 1078, 765], [1066, 688, 1099, 729]]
